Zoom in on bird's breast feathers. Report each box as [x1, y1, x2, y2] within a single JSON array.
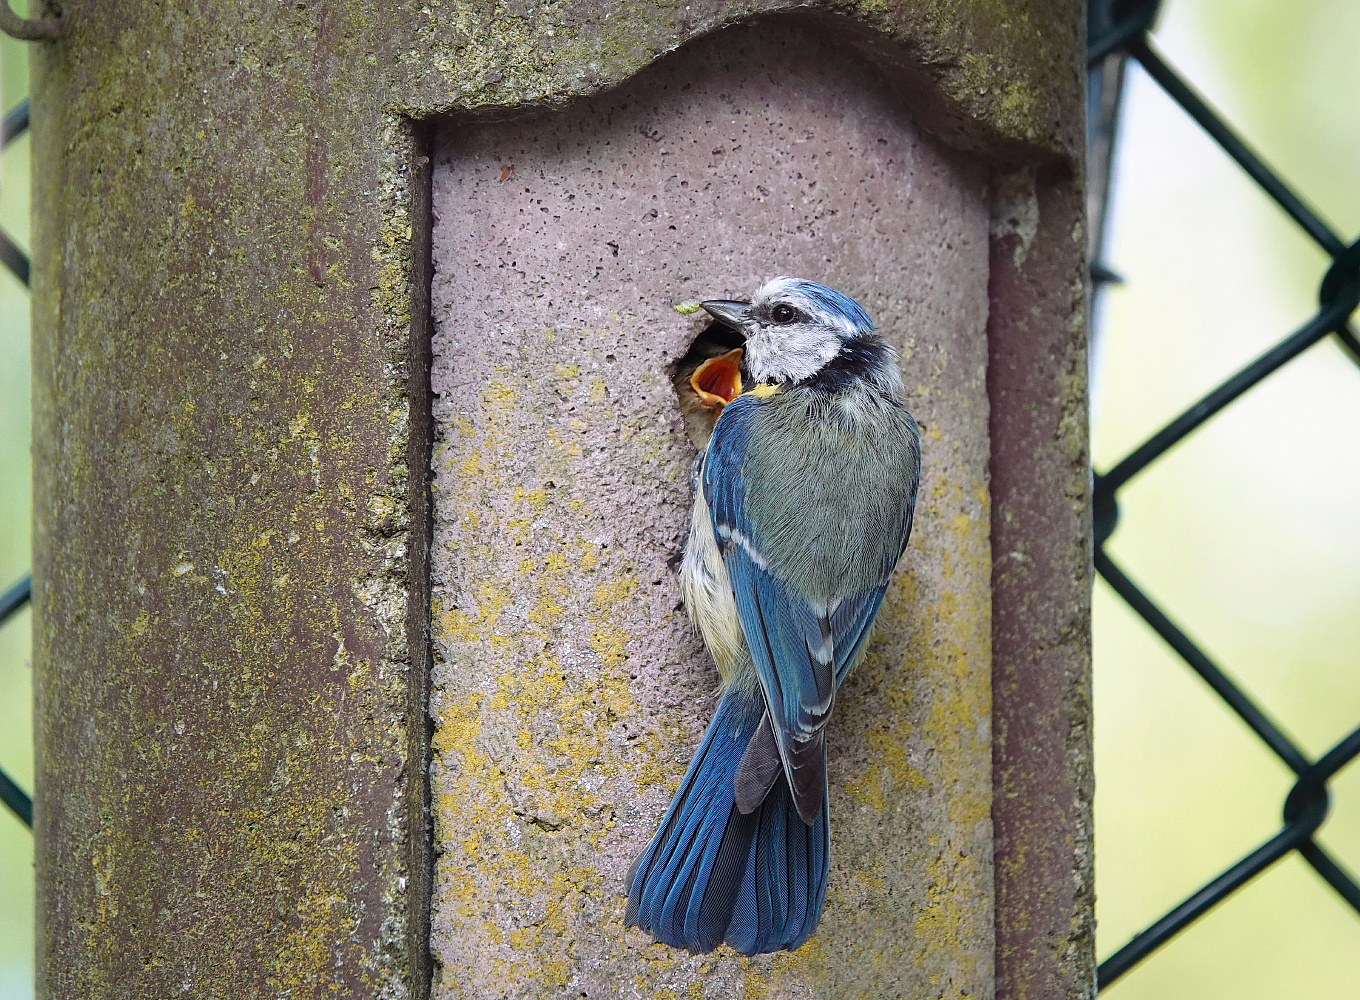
[[715, 383, 920, 602], [679, 485, 753, 691]]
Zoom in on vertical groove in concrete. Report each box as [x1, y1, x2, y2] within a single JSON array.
[[988, 162, 1096, 1000], [405, 127, 438, 1000]]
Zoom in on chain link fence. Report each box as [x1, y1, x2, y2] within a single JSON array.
[[1087, 0, 1359, 991], [0, 42, 34, 990], [0, 90, 31, 834], [0, 569, 30, 827], [0, 1, 1356, 994]]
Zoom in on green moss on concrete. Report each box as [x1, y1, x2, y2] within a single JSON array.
[[31, 1, 1084, 997]]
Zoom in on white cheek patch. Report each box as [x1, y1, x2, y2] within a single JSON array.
[[745, 324, 843, 384]]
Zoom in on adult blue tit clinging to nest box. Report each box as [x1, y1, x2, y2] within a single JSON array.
[[626, 277, 921, 955]]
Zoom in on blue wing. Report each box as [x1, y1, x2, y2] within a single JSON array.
[[703, 395, 903, 824]]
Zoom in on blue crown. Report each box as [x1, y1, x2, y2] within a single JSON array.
[[788, 279, 874, 335]]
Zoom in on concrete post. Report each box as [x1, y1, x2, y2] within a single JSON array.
[[32, 3, 1089, 998]]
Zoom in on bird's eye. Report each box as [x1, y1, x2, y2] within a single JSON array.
[[771, 304, 796, 323]]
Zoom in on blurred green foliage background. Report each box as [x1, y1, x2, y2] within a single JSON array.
[[0, 1, 1356, 996], [1093, 0, 1360, 996], [0, 17, 32, 1000]]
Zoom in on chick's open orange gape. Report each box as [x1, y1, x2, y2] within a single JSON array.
[[690, 348, 743, 409]]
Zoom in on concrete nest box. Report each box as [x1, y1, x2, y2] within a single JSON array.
[[33, 4, 1091, 999]]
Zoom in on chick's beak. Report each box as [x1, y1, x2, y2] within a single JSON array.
[[700, 299, 751, 332], [689, 347, 743, 408]]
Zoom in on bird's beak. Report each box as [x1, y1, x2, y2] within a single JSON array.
[[700, 299, 752, 333]]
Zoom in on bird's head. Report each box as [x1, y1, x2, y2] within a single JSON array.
[[700, 277, 876, 385]]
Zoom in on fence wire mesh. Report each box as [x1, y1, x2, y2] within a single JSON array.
[[0, 1, 1356, 993], [0, 91, 30, 836], [1088, 0, 1360, 991]]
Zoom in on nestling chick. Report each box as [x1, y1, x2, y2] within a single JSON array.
[[671, 315, 745, 449], [627, 278, 921, 955]]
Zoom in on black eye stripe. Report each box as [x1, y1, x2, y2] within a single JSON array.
[[756, 303, 806, 325]]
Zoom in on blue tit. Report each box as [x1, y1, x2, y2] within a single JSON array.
[[626, 277, 921, 955]]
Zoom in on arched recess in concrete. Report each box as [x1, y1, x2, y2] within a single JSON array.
[[428, 19, 994, 996]]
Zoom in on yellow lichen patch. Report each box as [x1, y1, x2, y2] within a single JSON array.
[[527, 590, 566, 631], [429, 377, 701, 982], [436, 580, 514, 652], [854, 867, 887, 897], [544, 426, 585, 464], [483, 378, 518, 404], [842, 723, 928, 811], [588, 576, 636, 669], [434, 601, 636, 983], [737, 957, 779, 998], [433, 691, 483, 757], [432, 487, 656, 932], [912, 835, 979, 968], [511, 485, 551, 515]]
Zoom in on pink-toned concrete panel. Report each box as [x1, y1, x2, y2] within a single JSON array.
[[429, 21, 991, 998]]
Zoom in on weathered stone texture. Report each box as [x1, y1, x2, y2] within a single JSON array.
[[30, 1, 1087, 998], [989, 165, 1094, 1000]]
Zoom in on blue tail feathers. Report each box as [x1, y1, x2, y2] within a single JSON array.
[[625, 689, 829, 954]]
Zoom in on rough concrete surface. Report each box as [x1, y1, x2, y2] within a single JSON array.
[[428, 23, 993, 997], [29, 1, 1087, 998], [988, 167, 1094, 1000]]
